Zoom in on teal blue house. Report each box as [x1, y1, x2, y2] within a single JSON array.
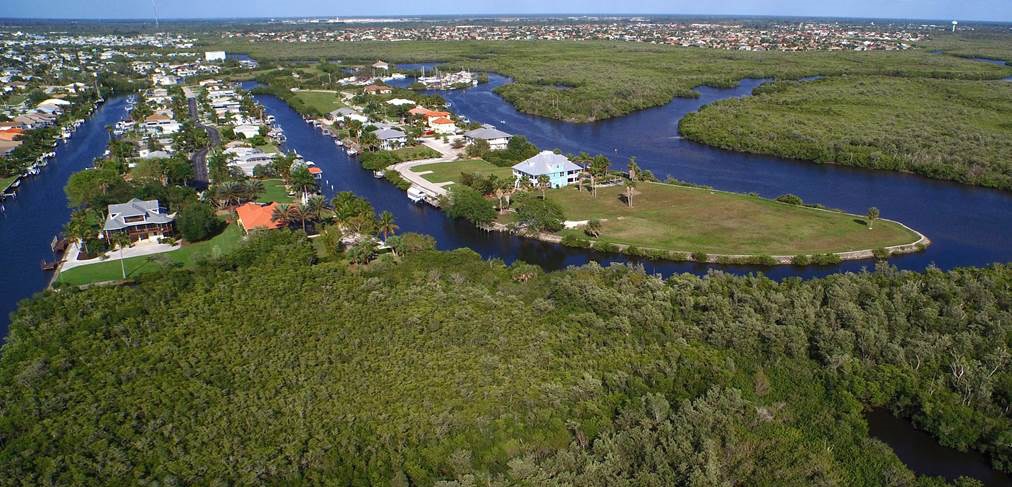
[[512, 151, 582, 188]]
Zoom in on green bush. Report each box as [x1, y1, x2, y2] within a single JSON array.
[[692, 251, 709, 263]]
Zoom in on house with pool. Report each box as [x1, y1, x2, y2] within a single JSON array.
[[512, 151, 582, 188]]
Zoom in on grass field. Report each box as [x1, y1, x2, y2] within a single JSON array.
[[57, 224, 245, 286], [551, 182, 920, 255], [258, 179, 293, 203], [290, 90, 344, 114], [414, 159, 513, 184], [0, 175, 17, 192]]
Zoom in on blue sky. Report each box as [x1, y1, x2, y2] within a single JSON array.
[[2, 0, 1010, 22]]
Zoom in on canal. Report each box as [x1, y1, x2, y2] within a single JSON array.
[[0, 96, 128, 337]]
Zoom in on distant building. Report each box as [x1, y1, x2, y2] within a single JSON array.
[[512, 151, 582, 188], [363, 84, 392, 95], [204, 51, 227, 62], [103, 199, 176, 242], [464, 127, 512, 150], [372, 60, 390, 70], [428, 117, 456, 135]]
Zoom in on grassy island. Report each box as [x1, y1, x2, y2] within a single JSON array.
[[548, 182, 921, 258]]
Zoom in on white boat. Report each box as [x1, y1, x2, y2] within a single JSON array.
[[335, 139, 343, 147], [373, 170, 384, 178], [406, 186, 425, 203], [346, 148, 358, 157]]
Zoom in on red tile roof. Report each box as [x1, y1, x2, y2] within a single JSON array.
[[236, 202, 284, 232]]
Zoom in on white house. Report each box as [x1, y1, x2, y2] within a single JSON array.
[[204, 51, 227, 62], [234, 124, 262, 139], [225, 147, 277, 176], [512, 151, 583, 189], [374, 128, 408, 150], [429, 117, 456, 135], [463, 127, 512, 151]]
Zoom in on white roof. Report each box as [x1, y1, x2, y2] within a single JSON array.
[[512, 151, 581, 176], [386, 98, 417, 106], [464, 127, 512, 140]]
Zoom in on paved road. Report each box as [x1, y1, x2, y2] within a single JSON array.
[[187, 97, 219, 189], [389, 137, 464, 198]]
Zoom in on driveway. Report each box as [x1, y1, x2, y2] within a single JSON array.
[[60, 239, 180, 272], [389, 137, 465, 198]]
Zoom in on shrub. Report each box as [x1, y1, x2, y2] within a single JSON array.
[[444, 185, 496, 226], [811, 253, 843, 265], [176, 203, 223, 242], [560, 234, 591, 248], [514, 195, 565, 233], [776, 193, 804, 205], [872, 247, 891, 260], [692, 251, 709, 263], [792, 254, 812, 266]]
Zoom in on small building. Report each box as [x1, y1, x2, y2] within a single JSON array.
[[329, 108, 368, 124], [372, 60, 390, 70], [374, 128, 408, 150], [386, 98, 416, 106], [512, 151, 582, 189], [204, 51, 227, 62], [235, 202, 284, 234], [363, 84, 392, 95], [463, 127, 512, 150], [103, 199, 176, 242], [143, 113, 180, 135], [429, 117, 456, 135]]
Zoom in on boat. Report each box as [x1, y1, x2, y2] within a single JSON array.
[[346, 148, 358, 157], [335, 139, 344, 147], [373, 170, 384, 179], [406, 186, 426, 203]]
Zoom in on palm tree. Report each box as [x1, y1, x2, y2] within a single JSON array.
[[289, 167, 317, 201], [536, 174, 551, 200], [215, 181, 243, 208], [867, 207, 880, 230], [243, 179, 265, 203], [64, 210, 93, 256], [377, 210, 398, 240], [109, 232, 132, 280], [303, 195, 326, 222], [287, 204, 308, 233], [627, 156, 640, 181], [624, 179, 637, 208], [501, 176, 518, 211], [271, 203, 292, 228]]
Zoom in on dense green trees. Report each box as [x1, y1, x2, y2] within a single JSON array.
[[443, 185, 496, 226], [513, 193, 565, 233], [176, 202, 223, 242], [680, 76, 1012, 190], [0, 232, 1008, 485]]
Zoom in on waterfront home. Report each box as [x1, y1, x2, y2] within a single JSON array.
[[464, 127, 512, 150], [143, 113, 181, 135], [373, 60, 390, 70], [225, 146, 277, 176], [103, 198, 176, 242], [236, 202, 284, 234], [204, 51, 226, 62], [234, 124, 262, 139], [363, 84, 392, 95], [329, 108, 368, 124], [429, 117, 457, 135], [512, 151, 582, 188], [375, 127, 408, 150], [386, 98, 416, 106]]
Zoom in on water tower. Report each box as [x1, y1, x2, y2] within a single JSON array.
[[951, 20, 958, 33]]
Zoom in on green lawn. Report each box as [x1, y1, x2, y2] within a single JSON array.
[[0, 175, 16, 192], [256, 143, 280, 154], [258, 179, 294, 203], [291, 91, 345, 114], [57, 224, 245, 286], [551, 182, 921, 255], [414, 159, 513, 185]]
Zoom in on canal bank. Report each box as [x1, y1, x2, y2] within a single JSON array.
[[0, 96, 129, 337]]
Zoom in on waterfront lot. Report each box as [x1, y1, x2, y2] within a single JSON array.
[[414, 159, 513, 184], [258, 178, 294, 203], [552, 182, 920, 255], [57, 224, 244, 286], [291, 90, 344, 114]]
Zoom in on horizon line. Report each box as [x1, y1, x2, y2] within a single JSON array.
[[0, 13, 1008, 24]]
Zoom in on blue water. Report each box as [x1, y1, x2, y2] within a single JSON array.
[[283, 72, 1012, 276], [0, 97, 129, 336]]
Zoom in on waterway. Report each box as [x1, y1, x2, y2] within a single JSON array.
[[268, 72, 1012, 278], [865, 409, 1010, 485], [0, 96, 129, 336]]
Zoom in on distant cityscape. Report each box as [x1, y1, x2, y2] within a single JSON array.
[[218, 18, 966, 51]]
